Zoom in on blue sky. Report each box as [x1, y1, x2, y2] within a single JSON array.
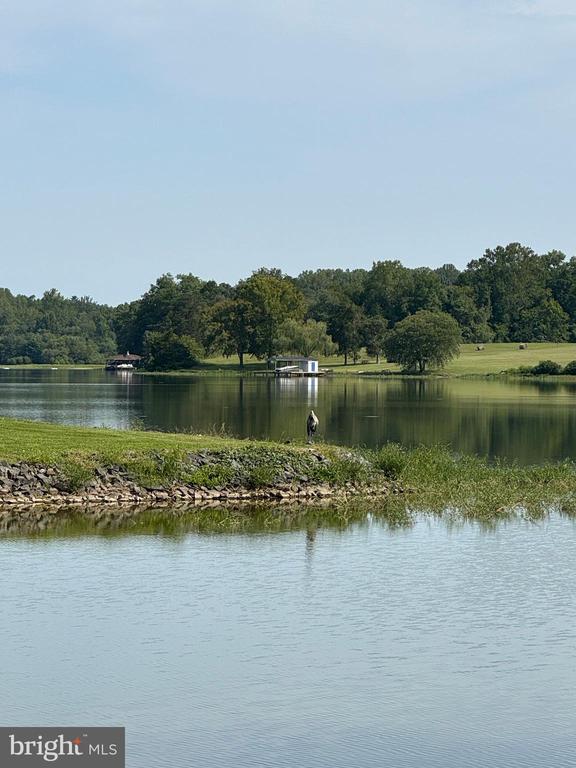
[[1, 0, 576, 304]]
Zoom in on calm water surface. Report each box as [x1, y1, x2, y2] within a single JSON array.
[[0, 511, 574, 768], [1, 369, 576, 462]]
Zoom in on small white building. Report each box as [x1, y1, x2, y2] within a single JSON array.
[[271, 356, 320, 376]]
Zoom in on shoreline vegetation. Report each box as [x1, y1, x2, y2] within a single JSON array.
[[0, 419, 575, 524], [4, 243, 576, 373], [3, 342, 576, 378]]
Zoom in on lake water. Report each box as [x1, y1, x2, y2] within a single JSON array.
[[1, 509, 575, 768], [1, 369, 576, 463]]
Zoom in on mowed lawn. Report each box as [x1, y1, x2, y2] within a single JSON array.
[[202, 343, 576, 376], [0, 418, 257, 464], [443, 343, 576, 375]]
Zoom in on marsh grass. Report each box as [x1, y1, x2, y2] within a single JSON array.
[[375, 442, 576, 519]]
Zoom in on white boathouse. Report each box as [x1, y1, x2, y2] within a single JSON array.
[[271, 356, 321, 377]]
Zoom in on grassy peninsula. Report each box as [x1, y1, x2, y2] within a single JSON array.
[[0, 418, 575, 518]]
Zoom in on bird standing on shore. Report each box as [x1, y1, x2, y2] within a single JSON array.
[[307, 410, 319, 444]]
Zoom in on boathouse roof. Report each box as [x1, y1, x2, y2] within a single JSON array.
[[106, 353, 143, 362], [270, 355, 317, 362]]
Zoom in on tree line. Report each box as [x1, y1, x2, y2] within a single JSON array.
[[2, 243, 576, 368]]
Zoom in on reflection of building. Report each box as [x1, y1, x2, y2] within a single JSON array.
[[271, 356, 322, 377], [276, 375, 318, 405], [105, 352, 142, 371]]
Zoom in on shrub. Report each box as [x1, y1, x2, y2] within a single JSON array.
[[318, 452, 372, 486], [564, 360, 576, 375], [531, 360, 562, 375]]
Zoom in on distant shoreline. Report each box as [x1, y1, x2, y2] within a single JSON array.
[[1, 341, 576, 378]]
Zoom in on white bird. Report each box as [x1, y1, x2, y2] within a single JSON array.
[[307, 410, 319, 444]]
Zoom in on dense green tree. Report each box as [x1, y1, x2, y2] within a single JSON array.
[[403, 268, 446, 316], [362, 260, 413, 324], [443, 285, 493, 342], [362, 262, 445, 326], [143, 331, 202, 371], [275, 319, 337, 357], [434, 264, 460, 286], [208, 298, 254, 367], [113, 301, 140, 354], [550, 255, 576, 338], [362, 316, 389, 363], [0, 289, 116, 364], [384, 311, 461, 373], [511, 298, 569, 342], [236, 269, 306, 359], [295, 268, 367, 307], [460, 243, 565, 341], [112, 274, 231, 356], [325, 300, 367, 364]]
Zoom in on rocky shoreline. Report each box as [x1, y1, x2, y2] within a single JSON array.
[[0, 458, 401, 509]]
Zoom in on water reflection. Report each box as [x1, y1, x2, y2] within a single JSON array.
[[1, 370, 576, 462], [1, 499, 571, 541], [1, 511, 576, 768], [0, 500, 414, 539]]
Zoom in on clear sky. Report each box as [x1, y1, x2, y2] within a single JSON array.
[[1, 0, 575, 305]]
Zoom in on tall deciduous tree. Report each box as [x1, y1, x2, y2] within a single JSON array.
[[326, 300, 367, 365], [460, 243, 565, 341], [275, 319, 337, 357], [143, 330, 202, 371], [362, 316, 388, 363], [362, 260, 412, 324], [114, 274, 231, 356], [236, 269, 306, 359], [384, 311, 461, 373], [208, 298, 254, 367], [443, 285, 493, 343]]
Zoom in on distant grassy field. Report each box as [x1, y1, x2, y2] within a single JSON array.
[[438, 342, 576, 376], [195, 343, 576, 377]]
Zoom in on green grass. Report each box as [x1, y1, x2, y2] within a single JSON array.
[[0, 417, 250, 463], [0, 418, 374, 490], [323, 342, 576, 376], [373, 442, 576, 520], [443, 342, 576, 376], [147, 343, 576, 378]]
